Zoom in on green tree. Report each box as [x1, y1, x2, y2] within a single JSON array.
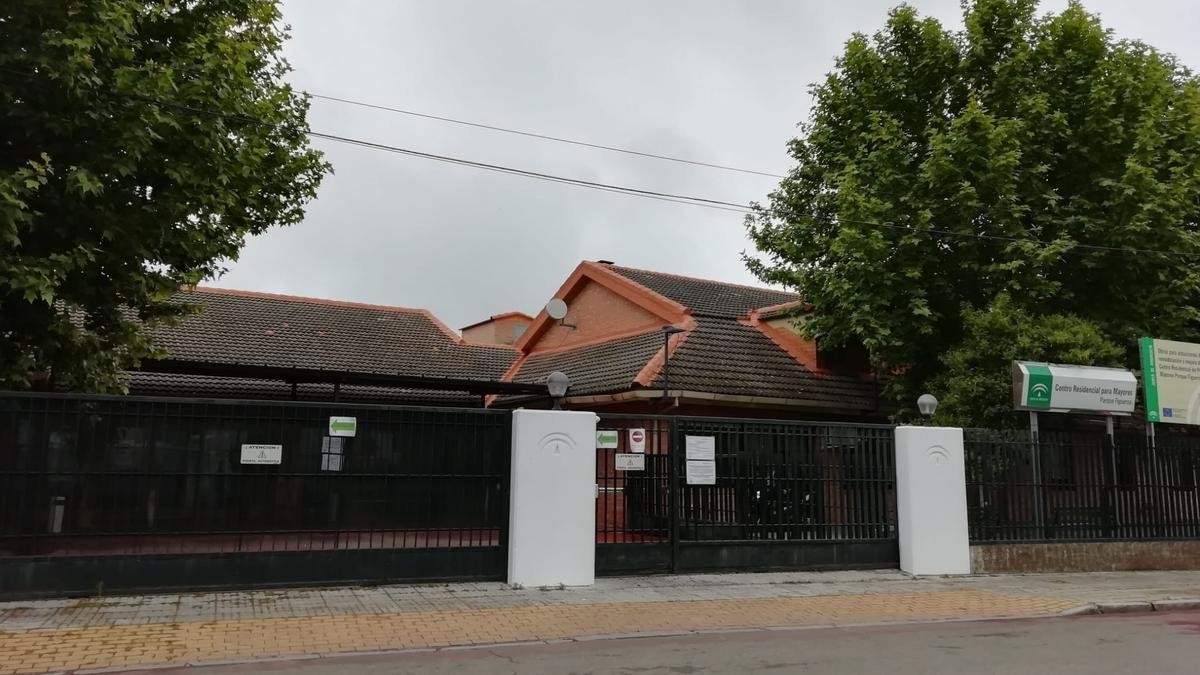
[[747, 0, 1200, 425], [930, 294, 1123, 427], [0, 0, 329, 391]]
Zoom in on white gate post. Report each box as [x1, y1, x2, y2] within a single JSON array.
[[895, 426, 971, 575], [507, 409, 598, 587]]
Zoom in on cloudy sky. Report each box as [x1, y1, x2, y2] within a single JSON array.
[[214, 0, 1200, 330]]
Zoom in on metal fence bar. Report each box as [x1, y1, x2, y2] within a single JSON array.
[[965, 427, 1200, 543], [0, 392, 510, 558]]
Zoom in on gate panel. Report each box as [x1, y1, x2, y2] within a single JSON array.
[[0, 393, 511, 598], [596, 415, 898, 575], [594, 417, 673, 574], [673, 418, 898, 571]]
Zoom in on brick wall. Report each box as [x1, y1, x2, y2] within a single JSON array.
[[971, 541, 1200, 573], [536, 280, 663, 350]]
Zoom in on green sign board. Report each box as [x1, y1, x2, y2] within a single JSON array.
[[1012, 361, 1136, 414], [1139, 337, 1200, 425], [596, 430, 619, 449]]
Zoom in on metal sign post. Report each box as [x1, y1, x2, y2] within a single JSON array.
[[1029, 411, 1045, 536]]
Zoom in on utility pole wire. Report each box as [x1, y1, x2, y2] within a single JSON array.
[[4, 67, 1199, 257], [308, 93, 786, 179], [306, 131, 755, 213]]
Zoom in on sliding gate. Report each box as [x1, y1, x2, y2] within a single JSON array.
[[596, 415, 898, 574], [0, 392, 511, 598]]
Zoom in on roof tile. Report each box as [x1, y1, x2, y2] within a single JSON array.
[[656, 320, 877, 409], [149, 289, 517, 381], [606, 265, 800, 318], [510, 331, 665, 396]]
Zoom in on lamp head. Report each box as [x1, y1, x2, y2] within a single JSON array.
[[546, 371, 571, 399], [917, 393, 939, 417]]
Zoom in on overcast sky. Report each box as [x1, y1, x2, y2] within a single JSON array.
[[213, 0, 1200, 330]]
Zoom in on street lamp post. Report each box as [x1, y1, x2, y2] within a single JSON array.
[[661, 326, 686, 400]]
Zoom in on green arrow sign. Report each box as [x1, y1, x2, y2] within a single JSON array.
[[329, 416, 357, 437]]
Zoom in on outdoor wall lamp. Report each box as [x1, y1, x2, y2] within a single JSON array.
[[917, 393, 939, 417], [546, 371, 571, 410]]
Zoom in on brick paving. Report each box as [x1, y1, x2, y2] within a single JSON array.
[[1, 570, 1198, 674]]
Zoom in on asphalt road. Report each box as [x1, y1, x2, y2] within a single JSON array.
[[131, 611, 1200, 675]]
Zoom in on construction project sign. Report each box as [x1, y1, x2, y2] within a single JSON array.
[[1140, 338, 1200, 425], [1012, 362, 1136, 415]]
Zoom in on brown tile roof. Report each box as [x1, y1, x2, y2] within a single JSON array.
[[504, 263, 876, 412], [652, 319, 877, 409], [605, 264, 801, 318], [509, 331, 665, 396], [145, 287, 517, 382]]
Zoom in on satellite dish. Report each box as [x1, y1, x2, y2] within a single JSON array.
[[545, 298, 568, 320]]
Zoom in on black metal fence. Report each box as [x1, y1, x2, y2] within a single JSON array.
[[965, 428, 1200, 542], [595, 415, 898, 574], [0, 392, 511, 596]]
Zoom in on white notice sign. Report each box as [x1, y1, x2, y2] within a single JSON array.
[[686, 460, 716, 485], [615, 453, 645, 471], [241, 444, 282, 465], [628, 428, 647, 453], [685, 435, 716, 461]]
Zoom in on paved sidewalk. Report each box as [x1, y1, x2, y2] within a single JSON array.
[[1, 570, 1198, 674]]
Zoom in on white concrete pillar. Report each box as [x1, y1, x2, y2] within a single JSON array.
[[507, 409, 598, 587], [895, 426, 971, 575]]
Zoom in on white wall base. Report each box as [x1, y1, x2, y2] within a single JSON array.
[[895, 426, 971, 576], [507, 409, 598, 587]]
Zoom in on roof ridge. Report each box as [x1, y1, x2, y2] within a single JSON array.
[[191, 286, 433, 315], [604, 263, 801, 297], [460, 311, 535, 331]]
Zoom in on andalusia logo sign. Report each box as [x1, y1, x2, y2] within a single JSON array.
[[1024, 364, 1053, 408]]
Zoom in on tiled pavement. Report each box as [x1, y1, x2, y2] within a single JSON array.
[[2, 570, 1198, 674]]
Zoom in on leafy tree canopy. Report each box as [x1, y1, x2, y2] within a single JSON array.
[[930, 293, 1124, 428], [747, 0, 1200, 426], [1, 0, 329, 391]]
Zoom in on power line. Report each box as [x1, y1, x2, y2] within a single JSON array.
[[5, 66, 1199, 258], [307, 131, 754, 213], [307, 93, 786, 179], [0, 67, 754, 213]]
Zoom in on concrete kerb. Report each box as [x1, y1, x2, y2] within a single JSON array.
[[1150, 599, 1200, 612], [1079, 598, 1200, 615], [1095, 601, 1154, 614]]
